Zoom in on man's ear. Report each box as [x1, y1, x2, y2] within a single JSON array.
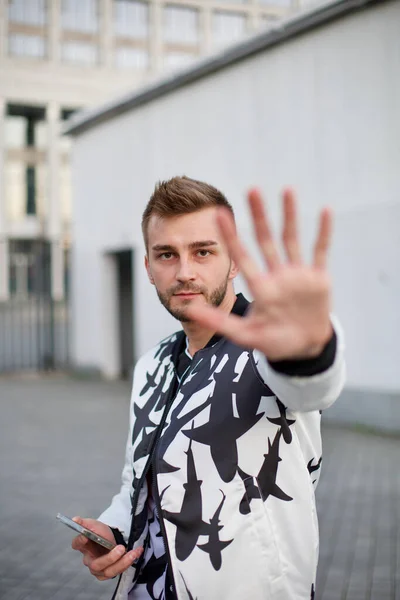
[[229, 259, 239, 280], [145, 255, 154, 285]]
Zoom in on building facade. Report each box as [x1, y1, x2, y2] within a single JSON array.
[[66, 0, 400, 430], [0, 0, 314, 370]]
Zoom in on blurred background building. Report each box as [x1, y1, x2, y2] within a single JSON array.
[[65, 0, 400, 431], [0, 0, 319, 372]]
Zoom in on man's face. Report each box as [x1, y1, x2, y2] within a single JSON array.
[[145, 208, 237, 323]]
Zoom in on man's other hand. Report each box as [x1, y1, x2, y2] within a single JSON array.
[[71, 516, 143, 581]]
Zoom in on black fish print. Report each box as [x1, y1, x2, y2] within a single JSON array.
[[154, 336, 176, 362], [267, 399, 295, 444], [136, 553, 167, 600], [197, 490, 233, 570], [153, 368, 171, 412], [139, 361, 164, 396], [130, 500, 148, 533], [132, 364, 171, 456], [130, 475, 141, 506], [307, 457, 322, 484], [134, 425, 158, 462], [162, 432, 210, 561], [239, 428, 292, 514], [132, 364, 174, 462], [183, 349, 273, 483], [157, 394, 213, 474], [226, 352, 274, 419], [183, 392, 263, 483], [158, 456, 180, 474]]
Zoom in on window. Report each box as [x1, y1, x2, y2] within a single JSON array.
[[5, 105, 46, 149], [60, 1, 99, 65], [8, 0, 47, 58], [61, 41, 98, 65], [163, 5, 199, 45], [115, 47, 148, 69], [114, 0, 149, 39], [5, 162, 47, 221], [8, 0, 47, 25], [164, 51, 195, 71], [61, 0, 98, 33], [114, 1, 149, 71], [212, 11, 246, 48], [5, 105, 47, 221], [8, 33, 46, 58], [5, 161, 27, 221], [9, 240, 51, 297], [25, 166, 35, 215]]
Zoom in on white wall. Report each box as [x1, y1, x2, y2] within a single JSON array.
[[71, 0, 400, 392]]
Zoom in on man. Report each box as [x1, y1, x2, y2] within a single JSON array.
[[72, 176, 345, 600]]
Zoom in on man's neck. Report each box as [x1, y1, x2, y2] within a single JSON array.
[[182, 292, 237, 356]]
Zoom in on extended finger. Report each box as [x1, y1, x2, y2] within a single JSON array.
[[102, 548, 144, 579], [89, 544, 128, 574], [248, 188, 281, 271], [313, 207, 332, 269], [184, 304, 259, 349], [216, 207, 265, 298], [282, 188, 302, 265]]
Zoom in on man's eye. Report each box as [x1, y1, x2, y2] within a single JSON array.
[[197, 250, 210, 257], [159, 253, 173, 260]]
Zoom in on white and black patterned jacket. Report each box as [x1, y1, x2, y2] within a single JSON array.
[[99, 294, 346, 600]]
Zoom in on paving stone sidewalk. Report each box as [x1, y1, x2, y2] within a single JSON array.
[[0, 376, 398, 600]]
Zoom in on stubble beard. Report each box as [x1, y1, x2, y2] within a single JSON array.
[[156, 276, 230, 323]]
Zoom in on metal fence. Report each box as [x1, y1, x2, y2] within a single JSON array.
[[0, 240, 69, 373]]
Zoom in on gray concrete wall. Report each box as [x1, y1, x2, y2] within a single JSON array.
[[323, 388, 400, 434], [70, 1, 400, 428]]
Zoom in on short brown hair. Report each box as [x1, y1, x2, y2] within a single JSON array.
[[142, 176, 234, 251]]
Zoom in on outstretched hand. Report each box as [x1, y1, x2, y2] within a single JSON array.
[[185, 188, 333, 361]]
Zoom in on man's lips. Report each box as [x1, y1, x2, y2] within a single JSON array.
[[174, 292, 201, 296]]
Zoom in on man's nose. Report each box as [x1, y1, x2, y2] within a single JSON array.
[[176, 259, 196, 282]]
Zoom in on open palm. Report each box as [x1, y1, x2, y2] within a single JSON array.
[[185, 188, 333, 361]]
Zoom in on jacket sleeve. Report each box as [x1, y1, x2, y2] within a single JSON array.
[[253, 314, 346, 413], [97, 357, 144, 538]]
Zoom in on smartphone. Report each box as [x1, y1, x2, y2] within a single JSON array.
[[56, 513, 116, 551]]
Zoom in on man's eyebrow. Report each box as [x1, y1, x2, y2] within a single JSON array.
[[189, 240, 218, 250], [151, 240, 219, 252], [151, 244, 175, 252]]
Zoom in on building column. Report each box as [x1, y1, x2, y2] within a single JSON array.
[[46, 101, 64, 301], [48, 0, 60, 63], [100, 0, 113, 68], [200, 4, 212, 56], [248, 3, 260, 33], [149, 0, 163, 74], [0, 97, 9, 301]]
